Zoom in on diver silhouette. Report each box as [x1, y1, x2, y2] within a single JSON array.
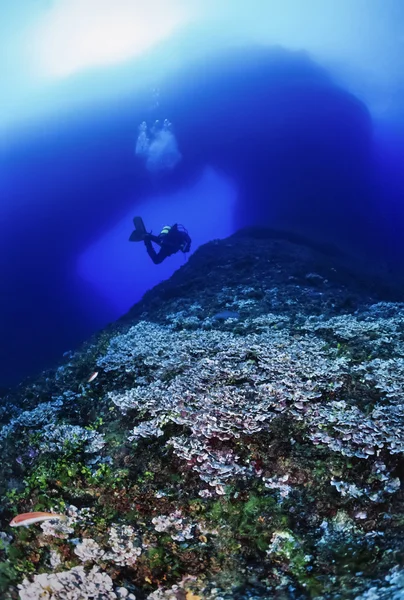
[[129, 217, 191, 264]]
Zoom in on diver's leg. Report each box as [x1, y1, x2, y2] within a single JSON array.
[[152, 248, 170, 264], [145, 240, 160, 264], [148, 235, 162, 244]]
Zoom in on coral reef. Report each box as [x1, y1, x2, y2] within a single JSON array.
[[0, 229, 403, 599]]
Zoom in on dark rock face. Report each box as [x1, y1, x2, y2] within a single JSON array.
[[122, 227, 404, 328], [1, 229, 403, 599], [160, 47, 378, 253]]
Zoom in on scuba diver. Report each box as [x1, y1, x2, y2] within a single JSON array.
[[129, 217, 191, 264]]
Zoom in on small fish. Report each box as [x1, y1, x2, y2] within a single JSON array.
[[213, 310, 240, 321], [9, 512, 67, 528], [87, 371, 99, 383]]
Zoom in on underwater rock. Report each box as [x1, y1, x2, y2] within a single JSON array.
[[0, 228, 403, 599], [163, 46, 379, 256]]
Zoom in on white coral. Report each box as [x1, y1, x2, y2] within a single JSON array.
[[18, 566, 121, 600], [49, 549, 62, 570], [152, 511, 195, 541], [40, 505, 92, 539], [41, 423, 106, 454], [74, 538, 105, 562], [106, 525, 142, 566]]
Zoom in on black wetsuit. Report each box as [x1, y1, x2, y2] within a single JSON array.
[[144, 225, 191, 264]]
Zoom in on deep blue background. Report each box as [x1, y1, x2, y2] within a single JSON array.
[[1, 45, 404, 386]]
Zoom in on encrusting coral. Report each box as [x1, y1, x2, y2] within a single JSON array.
[[0, 229, 403, 599]]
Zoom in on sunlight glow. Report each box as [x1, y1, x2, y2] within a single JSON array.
[[31, 0, 194, 78]]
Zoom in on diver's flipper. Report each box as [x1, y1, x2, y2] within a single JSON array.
[[129, 216, 147, 242]]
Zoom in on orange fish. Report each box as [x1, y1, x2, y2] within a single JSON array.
[[87, 371, 99, 383], [9, 512, 67, 528]]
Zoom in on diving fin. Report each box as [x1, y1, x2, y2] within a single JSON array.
[[129, 216, 147, 242]]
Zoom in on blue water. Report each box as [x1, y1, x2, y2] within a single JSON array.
[[1, 1, 404, 385]]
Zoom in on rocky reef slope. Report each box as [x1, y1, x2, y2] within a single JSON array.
[[0, 229, 403, 599]]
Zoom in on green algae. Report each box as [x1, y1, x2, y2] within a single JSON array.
[[0, 561, 18, 596]]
